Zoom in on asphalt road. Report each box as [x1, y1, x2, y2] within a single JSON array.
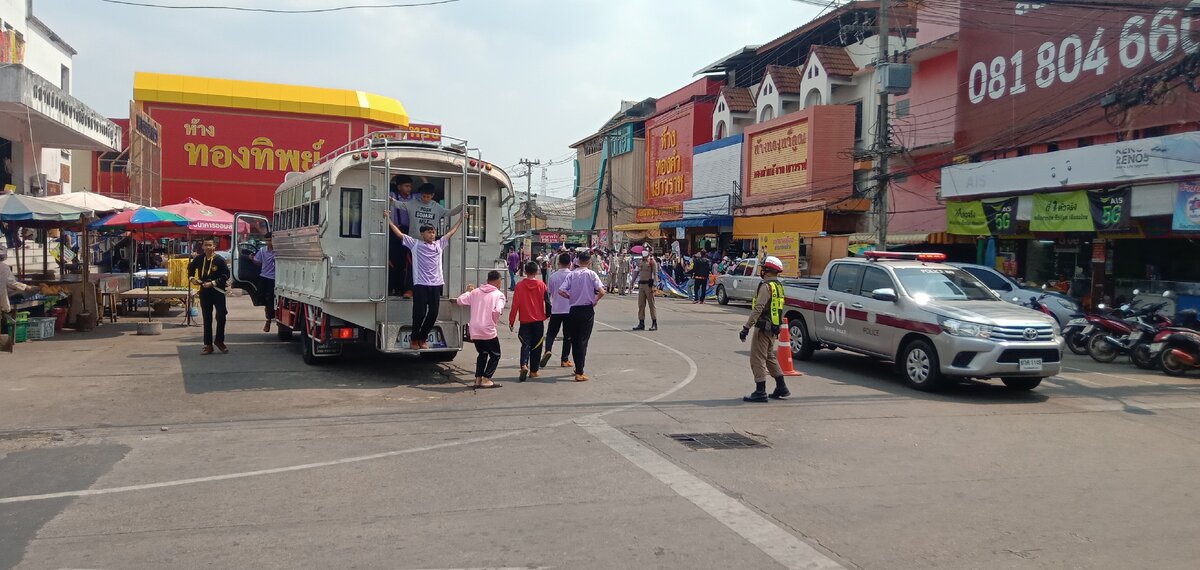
[[2, 293, 1199, 569]]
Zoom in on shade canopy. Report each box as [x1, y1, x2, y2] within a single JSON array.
[[0, 193, 90, 222], [43, 191, 143, 214], [91, 207, 190, 231], [160, 198, 247, 234]]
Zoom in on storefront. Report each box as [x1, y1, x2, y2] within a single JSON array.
[[942, 132, 1200, 309], [129, 72, 434, 216], [734, 104, 859, 251]]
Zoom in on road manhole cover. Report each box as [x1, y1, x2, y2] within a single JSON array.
[[667, 432, 766, 450]]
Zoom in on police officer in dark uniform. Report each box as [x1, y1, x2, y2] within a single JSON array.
[[738, 255, 796, 402]]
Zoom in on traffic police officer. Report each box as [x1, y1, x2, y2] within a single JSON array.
[[738, 255, 795, 402]]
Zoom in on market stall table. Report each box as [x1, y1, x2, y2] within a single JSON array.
[[118, 287, 194, 317]]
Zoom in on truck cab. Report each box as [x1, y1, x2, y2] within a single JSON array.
[[782, 252, 1063, 391]]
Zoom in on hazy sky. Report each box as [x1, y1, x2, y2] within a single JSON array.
[[37, 0, 822, 197]]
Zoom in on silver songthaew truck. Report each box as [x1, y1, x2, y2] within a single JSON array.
[[230, 130, 514, 364]]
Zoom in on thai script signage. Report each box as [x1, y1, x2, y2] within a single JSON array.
[[636, 203, 682, 222], [1031, 190, 1094, 232], [646, 108, 694, 207], [745, 118, 810, 197], [607, 123, 635, 157], [367, 123, 442, 143], [21, 68, 121, 150]]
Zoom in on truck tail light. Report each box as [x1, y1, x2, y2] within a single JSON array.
[[332, 327, 358, 340]]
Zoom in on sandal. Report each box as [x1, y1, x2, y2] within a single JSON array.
[[475, 380, 502, 389]]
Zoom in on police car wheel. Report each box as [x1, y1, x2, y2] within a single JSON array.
[[899, 339, 945, 391], [716, 285, 729, 305], [788, 315, 815, 361]]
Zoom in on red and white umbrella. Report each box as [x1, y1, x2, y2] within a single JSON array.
[[160, 198, 250, 234]]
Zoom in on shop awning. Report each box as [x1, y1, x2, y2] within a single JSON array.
[[0, 66, 121, 151], [732, 211, 823, 238], [848, 232, 930, 245], [660, 215, 732, 229], [612, 222, 663, 232]]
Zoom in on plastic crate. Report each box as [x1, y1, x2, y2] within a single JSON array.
[[13, 321, 27, 343], [27, 317, 56, 340], [15, 311, 30, 322]]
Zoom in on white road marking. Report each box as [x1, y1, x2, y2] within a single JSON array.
[[0, 320, 694, 505], [578, 419, 844, 570], [1050, 374, 1104, 388], [1067, 401, 1200, 412], [1061, 365, 1183, 388]]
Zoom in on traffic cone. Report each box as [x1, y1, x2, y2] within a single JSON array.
[[776, 318, 804, 377]]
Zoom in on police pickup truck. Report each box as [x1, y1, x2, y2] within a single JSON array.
[[781, 251, 1062, 391]]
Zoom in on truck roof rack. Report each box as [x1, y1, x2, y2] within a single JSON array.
[[863, 251, 947, 263]]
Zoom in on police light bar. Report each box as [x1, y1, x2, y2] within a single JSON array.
[[863, 251, 947, 263]]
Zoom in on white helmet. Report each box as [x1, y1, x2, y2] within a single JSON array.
[[762, 256, 784, 273]]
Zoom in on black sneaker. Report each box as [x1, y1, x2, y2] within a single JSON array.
[[769, 389, 791, 400], [742, 392, 769, 403]]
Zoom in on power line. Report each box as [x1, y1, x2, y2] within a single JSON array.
[[96, 0, 461, 13]]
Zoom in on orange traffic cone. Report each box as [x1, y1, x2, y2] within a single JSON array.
[[776, 318, 804, 377]]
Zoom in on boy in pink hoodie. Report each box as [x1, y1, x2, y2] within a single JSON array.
[[456, 270, 508, 389]]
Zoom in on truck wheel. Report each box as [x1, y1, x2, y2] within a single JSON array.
[[716, 285, 729, 305], [787, 315, 816, 361], [898, 339, 945, 391], [420, 351, 458, 362], [277, 323, 293, 342], [1001, 377, 1043, 391], [300, 329, 340, 365]]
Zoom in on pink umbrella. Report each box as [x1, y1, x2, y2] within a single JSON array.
[[160, 198, 250, 234]]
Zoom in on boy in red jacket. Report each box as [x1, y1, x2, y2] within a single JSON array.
[[509, 260, 548, 382]]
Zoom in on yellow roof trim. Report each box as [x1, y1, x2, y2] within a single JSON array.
[[133, 72, 409, 126]]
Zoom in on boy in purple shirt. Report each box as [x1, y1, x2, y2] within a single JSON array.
[[540, 252, 574, 369], [385, 211, 463, 349], [557, 251, 606, 382]]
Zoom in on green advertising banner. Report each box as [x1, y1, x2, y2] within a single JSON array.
[[946, 201, 989, 235], [1031, 191, 1094, 232], [1088, 186, 1132, 231]]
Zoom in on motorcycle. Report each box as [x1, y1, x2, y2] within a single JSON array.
[[1149, 309, 1200, 376], [1087, 296, 1171, 366], [1018, 286, 1086, 352]]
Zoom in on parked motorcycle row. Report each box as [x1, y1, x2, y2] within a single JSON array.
[[1054, 290, 1200, 377]]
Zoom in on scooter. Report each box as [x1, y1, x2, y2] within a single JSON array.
[[1149, 309, 1200, 376], [1088, 298, 1171, 365], [1019, 286, 1086, 352]]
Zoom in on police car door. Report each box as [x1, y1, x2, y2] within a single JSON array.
[[854, 265, 899, 355], [819, 263, 862, 347]]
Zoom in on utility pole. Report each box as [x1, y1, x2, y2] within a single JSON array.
[[605, 157, 615, 251], [874, 0, 890, 251], [517, 158, 540, 233]]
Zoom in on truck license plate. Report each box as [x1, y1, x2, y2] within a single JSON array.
[[399, 330, 445, 348], [1019, 358, 1043, 371]]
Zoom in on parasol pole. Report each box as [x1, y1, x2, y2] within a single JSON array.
[[144, 223, 151, 322], [185, 228, 194, 326]]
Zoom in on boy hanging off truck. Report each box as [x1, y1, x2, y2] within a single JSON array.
[[384, 209, 463, 349]]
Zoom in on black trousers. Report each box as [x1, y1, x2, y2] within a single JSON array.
[[692, 275, 709, 302], [258, 277, 275, 319], [411, 284, 441, 342], [198, 288, 227, 346], [544, 313, 572, 362], [566, 305, 595, 375], [474, 337, 501, 379], [518, 321, 545, 372]]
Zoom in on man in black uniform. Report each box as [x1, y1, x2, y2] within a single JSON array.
[[690, 248, 712, 304], [188, 236, 230, 355]]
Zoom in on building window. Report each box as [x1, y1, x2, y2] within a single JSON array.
[[60, 65, 70, 92], [718, 102, 725, 112], [340, 187, 362, 238], [759, 105, 775, 122], [853, 101, 864, 143], [466, 195, 487, 242], [715, 120, 727, 139], [895, 98, 909, 117]]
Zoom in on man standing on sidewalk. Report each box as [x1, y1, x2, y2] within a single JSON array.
[[188, 236, 230, 355], [690, 247, 712, 304], [632, 247, 658, 331], [738, 255, 796, 402], [540, 252, 573, 369], [557, 251, 605, 382]]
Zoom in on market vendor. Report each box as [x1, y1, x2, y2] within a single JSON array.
[[1, 244, 33, 313]]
